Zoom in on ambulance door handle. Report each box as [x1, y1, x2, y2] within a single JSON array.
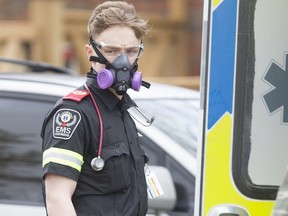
[[208, 204, 249, 216]]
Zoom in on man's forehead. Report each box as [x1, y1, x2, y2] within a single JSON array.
[[95, 26, 140, 45]]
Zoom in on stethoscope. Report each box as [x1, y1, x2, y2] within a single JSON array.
[[84, 83, 105, 171], [84, 83, 154, 172]]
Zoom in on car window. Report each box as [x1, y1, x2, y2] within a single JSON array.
[[135, 99, 199, 157], [136, 98, 197, 215], [0, 93, 56, 204]]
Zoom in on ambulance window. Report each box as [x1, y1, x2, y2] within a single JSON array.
[[232, 0, 288, 200], [0, 93, 55, 204]]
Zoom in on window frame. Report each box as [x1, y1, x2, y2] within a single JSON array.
[[232, 0, 278, 200]]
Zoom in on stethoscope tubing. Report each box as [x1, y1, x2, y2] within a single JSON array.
[[84, 83, 103, 158]]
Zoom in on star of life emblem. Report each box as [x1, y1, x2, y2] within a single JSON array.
[[53, 108, 81, 140]]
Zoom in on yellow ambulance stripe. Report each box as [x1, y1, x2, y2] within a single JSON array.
[[204, 113, 274, 215], [42, 147, 83, 172], [213, 0, 223, 9]]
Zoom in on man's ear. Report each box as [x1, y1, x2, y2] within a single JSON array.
[[85, 45, 93, 59]]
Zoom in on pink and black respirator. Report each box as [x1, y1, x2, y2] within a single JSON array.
[[89, 37, 150, 95]]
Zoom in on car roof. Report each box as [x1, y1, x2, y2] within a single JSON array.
[[0, 73, 200, 100]]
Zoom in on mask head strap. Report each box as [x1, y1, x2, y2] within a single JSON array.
[[89, 36, 109, 65]]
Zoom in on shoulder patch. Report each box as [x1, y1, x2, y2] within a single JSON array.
[[63, 90, 90, 102], [53, 108, 81, 140]]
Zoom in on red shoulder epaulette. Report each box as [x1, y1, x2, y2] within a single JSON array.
[[63, 90, 90, 102]]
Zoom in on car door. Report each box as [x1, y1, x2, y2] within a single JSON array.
[[0, 91, 56, 215]]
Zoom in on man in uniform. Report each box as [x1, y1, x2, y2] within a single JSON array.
[[41, 1, 151, 215]]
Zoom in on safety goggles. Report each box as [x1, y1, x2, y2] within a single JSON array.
[[93, 41, 144, 61]]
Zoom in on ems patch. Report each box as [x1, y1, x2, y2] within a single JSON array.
[[53, 109, 81, 140]]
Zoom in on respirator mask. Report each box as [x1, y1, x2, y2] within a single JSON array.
[[89, 37, 150, 95], [87, 38, 153, 171]]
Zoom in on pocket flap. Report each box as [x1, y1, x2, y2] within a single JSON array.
[[101, 141, 130, 161]]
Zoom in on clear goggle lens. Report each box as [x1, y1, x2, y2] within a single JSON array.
[[95, 41, 144, 61]]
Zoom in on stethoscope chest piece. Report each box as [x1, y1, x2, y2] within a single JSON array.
[[91, 157, 105, 171]]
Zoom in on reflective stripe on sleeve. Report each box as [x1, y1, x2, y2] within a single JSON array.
[[42, 147, 84, 172]]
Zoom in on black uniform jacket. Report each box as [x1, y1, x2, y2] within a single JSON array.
[[41, 77, 148, 216]]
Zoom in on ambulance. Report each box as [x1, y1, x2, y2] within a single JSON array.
[[195, 0, 288, 215]]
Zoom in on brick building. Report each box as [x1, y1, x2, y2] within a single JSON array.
[[0, 0, 203, 86]]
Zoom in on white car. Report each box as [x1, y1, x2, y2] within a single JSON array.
[[0, 60, 199, 216]]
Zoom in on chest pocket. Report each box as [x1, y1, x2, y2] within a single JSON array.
[[93, 141, 131, 194]]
